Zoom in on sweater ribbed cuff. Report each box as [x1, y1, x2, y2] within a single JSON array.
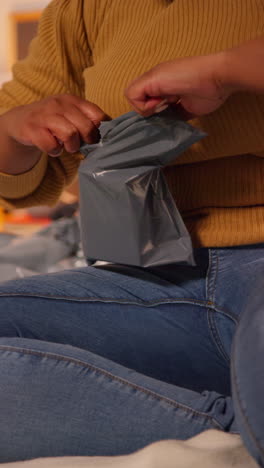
[[0, 154, 48, 200]]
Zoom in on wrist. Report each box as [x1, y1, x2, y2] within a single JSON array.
[[213, 50, 239, 97], [215, 48, 250, 96], [0, 112, 42, 175]]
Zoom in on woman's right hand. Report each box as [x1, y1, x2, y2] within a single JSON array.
[[1, 94, 107, 158]]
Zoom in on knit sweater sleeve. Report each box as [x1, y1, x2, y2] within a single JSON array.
[[0, 0, 92, 209]]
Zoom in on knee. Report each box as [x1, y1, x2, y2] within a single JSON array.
[[231, 294, 264, 467]]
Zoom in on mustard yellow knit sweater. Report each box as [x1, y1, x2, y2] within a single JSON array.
[[0, 0, 264, 247]]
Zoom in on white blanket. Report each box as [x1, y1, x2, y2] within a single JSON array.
[[1, 430, 258, 468]]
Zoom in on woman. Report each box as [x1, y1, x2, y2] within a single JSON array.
[[0, 0, 263, 465]]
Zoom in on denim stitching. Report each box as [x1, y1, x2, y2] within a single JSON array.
[[213, 251, 219, 305], [0, 292, 211, 306], [205, 249, 237, 362], [206, 249, 212, 300], [212, 307, 238, 323], [0, 344, 223, 430], [206, 308, 229, 365], [205, 249, 239, 322], [0, 292, 239, 321], [207, 309, 230, 364], [207, 249, 219, 304]]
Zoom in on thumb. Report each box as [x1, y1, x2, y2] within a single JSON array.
[[125, 71, 166, 115], [125, 89, 164, 115]]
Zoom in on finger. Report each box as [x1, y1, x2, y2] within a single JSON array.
[[125, 86, 151, 113], [63, 96, 109, 127], [139, 98, 165, 116], [29, 127, 63, 156], [45, 114, 81, 153], [126, 64, 184, 114], [64, 106, 100, 144], [134, 99, 169, 117], [125, 71, 158, 112], [153, 99, 169, 114], [125, 88, 169, 116]]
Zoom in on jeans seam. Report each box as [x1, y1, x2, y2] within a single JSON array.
[[0, 292, 214, 307], [0, 292, 239, 321], [212, 307, 238, 323], [207, 309, 230, 365], [206, 249, 212, 300], [206, 249, 237, 362], [206, 249, 239, 322], [206, 249, 218, 303], [0, 344, 223, 430], [231, 335, 264, 459]]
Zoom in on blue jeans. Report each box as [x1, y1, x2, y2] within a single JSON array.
[[0, 246, 263, 465]]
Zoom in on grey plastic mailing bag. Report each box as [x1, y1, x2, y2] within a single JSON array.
[[79, 110, 205, 268]]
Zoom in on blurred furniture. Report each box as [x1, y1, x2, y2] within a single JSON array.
[[9, 11, 42, 65]]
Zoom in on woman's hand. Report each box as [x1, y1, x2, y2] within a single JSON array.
[[125, 53, 231, 117], [2, 94, 107, 157]]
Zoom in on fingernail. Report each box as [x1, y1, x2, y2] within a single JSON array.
[[154, 99, 169, 114], [48, 148, 64, 157]]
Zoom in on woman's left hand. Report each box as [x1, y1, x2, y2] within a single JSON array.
[[125, 53, 231, 118]]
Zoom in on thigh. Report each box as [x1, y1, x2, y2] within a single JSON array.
[[0, 253, 231, 394], [214, 244, 264, 317], [0, 337, 235, 463], [209, 244, 264, 360], [231, 289, 264, 467]]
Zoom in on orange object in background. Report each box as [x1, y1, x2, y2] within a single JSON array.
[[5, 211, 50, 225], [0, 208, 5, 232], [3, 209, 50, 236]]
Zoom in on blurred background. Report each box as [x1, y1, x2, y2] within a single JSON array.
[[0, 1, 50, 85]]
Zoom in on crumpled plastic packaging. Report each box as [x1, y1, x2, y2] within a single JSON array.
[[79, 110, 205, 268]]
